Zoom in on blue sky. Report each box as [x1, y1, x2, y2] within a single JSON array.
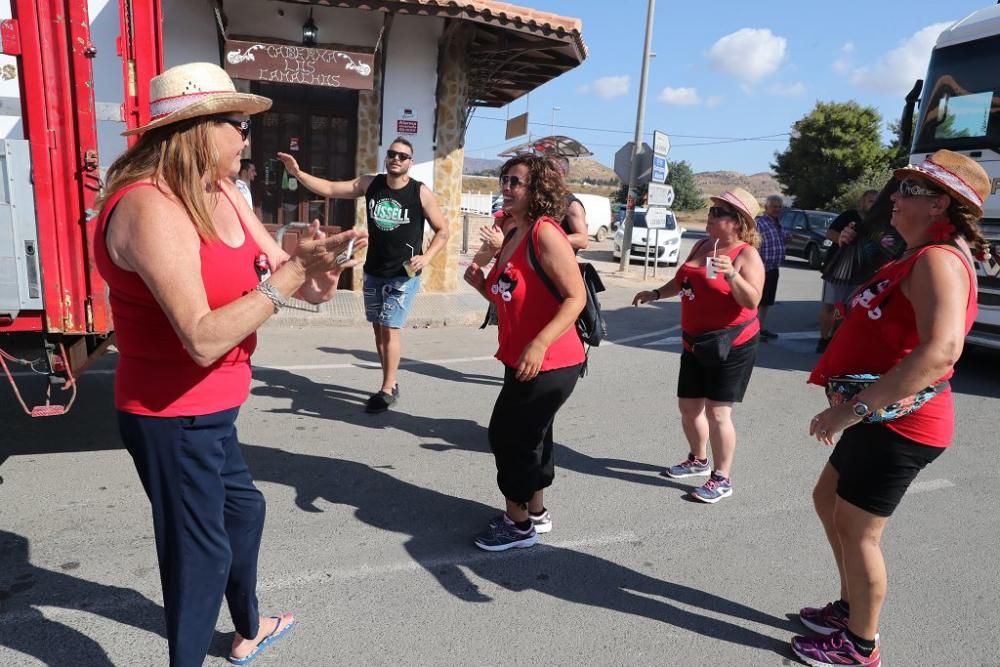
[[463, 0, 989, 174]]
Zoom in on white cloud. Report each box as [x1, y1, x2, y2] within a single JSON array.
[[767, 81, 806, 96], [832, 42, 854, 74], [705, 95, 724, 108], [849, 22, 953, 95], [708, 28, 787, 82], [658, 86, 701, 106], [577, 75, 630, 99]]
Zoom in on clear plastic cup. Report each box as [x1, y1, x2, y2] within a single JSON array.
[[404, 260, 417, 278], [705, 257, 717, 279]]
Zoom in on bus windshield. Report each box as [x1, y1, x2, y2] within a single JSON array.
[[912, 34, 1000, 154]]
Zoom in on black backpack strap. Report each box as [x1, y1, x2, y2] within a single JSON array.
[[526, 221, 564, 303]]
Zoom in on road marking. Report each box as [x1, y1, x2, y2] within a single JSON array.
[[0, 531, 640, 625], [644, 329, 819, 347], [607, 325, 680, 346]]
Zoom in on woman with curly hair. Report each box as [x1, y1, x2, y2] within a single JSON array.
[[464, 155, 586, 551], [632, 188, 765, 503], [791, 150, 989, 667]]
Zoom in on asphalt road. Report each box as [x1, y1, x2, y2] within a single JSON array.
[[2, 239, 998, 666]]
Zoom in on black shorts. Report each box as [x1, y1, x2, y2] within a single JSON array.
[[487, 363, 581, 503], [829, 422, 945, 517], [677, 335, 758, 403], [760, 269, 779, 307]]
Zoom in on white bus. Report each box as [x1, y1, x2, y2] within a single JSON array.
[[909, 3, 1000, 349]]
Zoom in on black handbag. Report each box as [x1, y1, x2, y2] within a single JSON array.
[[682, 318, 756, 367]]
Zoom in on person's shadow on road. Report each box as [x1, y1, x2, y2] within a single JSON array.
[[243, 444, 795, 657], [251, 368, 488, 450], [315, 346, 504, 387], [0, 530, 169, 666]]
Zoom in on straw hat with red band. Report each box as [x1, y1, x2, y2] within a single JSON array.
[[893, 149, 990, 219], [121, 62, 271, 137], [709, 187, 761, 229]]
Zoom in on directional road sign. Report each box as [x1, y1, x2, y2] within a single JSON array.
[[653, 130, 670, 157], [651, 155, 668, 184], [645, 206, 669, 229], [647, 182, 675, 208]]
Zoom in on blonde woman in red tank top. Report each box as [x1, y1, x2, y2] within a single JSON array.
[[632, 188, 765, 504], [791, 151, 990, 667], [94, 63, 366, 667]]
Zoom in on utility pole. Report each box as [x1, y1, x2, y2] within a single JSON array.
[[619, 0, 656, 273]]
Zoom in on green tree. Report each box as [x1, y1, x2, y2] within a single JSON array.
[[772, 101, 890, 209], [825, 165, 894, 213], [666, 160, 705, 210]]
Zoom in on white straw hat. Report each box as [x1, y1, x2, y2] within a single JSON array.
[[122, 62, 271, 137]]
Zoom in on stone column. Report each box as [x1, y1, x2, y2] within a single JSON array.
[[352, 59, 384, 290], [425, 26, 471, 293]]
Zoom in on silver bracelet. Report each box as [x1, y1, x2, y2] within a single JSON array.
[[255, 281, 286, 313]]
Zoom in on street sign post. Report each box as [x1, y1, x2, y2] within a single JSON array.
[[647, 182, 675, 208]]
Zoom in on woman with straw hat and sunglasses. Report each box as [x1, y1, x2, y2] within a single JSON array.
[[94, 62, 367, 666], [632, 188, 765, 504], [792, 150, 989, 667]]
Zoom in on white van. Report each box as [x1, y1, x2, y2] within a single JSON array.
[[572, 193, 614, 242]]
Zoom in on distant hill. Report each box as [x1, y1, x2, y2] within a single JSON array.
[[693, 171, 782, 201], [462, 157, 783, 203]]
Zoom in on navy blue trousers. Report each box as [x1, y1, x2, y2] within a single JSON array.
[[118, 408, 265, 667]]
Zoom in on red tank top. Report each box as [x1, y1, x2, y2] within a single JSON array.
[[485, 217, 586, 371], [94, 182, 264, 416], [673, 240, 760, 348], [809, 244, 977, 446]]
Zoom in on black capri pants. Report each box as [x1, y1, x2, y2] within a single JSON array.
[[488, 363, 582, 503]]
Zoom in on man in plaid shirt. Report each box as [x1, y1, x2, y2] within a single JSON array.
[[755, 195, 785, 339]]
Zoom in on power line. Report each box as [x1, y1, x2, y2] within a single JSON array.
[[471, 114, 790, 143]]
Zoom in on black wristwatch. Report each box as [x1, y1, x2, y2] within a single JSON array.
[[850, 399, 871, 418]]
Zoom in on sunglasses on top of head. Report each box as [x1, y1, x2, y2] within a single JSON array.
[[499, 174, 527, 188], [216, 117, 251, 141], [708, 205, 736, 219], [897, 179, 942, 198], [386, 149, 412, 161]]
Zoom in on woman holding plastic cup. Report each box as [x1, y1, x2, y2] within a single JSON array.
[[632, 187, 765, 503]]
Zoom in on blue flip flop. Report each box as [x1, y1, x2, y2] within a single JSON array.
[[227, 615, 297, 666]]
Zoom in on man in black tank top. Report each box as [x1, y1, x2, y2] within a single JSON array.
[[276, 137, 449, 414]]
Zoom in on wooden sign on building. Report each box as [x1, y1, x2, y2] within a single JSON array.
[[224, 39, 375, 90]]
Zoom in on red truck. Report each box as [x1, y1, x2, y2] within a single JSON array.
[[0, 0, 162, 416]]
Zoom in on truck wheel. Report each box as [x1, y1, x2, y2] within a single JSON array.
[[807, 244, 822, 270], [595, 226, 608, 242]]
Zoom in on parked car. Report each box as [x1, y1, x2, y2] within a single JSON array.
[[779, 208, 837, 269], [612, 208, 684, 266]]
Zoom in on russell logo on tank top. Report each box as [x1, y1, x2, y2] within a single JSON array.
[[369, 198, 412, 232]]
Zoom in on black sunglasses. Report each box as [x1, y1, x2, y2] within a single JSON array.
[[386, 149, 412, 161], [217, 117, 251, 141], [499, 174, 527, 188], [708, 205, 736, 219]]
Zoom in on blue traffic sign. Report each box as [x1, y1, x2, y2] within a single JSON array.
[[652, 156, 668, 184]]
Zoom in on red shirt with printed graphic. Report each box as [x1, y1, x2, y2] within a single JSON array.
[[485, 217, 585, 371], [673, 240, 760, 349], [94, 182, 263, 416], [809, 244, 977, 446]]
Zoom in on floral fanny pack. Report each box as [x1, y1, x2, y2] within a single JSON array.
[[825, 373, 949, 424]]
